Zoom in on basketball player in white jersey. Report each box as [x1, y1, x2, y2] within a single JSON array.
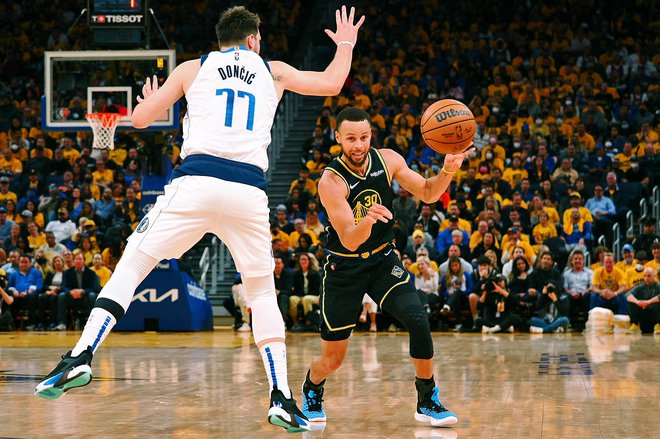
[[35, 5, 364, 433]]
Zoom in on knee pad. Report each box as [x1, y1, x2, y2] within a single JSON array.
[[243, 275, 285, 344], [385, 291, 434, 359]]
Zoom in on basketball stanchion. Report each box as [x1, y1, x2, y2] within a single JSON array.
[[85, 112, 121, 150]]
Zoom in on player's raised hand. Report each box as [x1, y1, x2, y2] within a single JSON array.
[[442, 146, 476, 173], [365, 203, 393, 225], [325, 5, 365, 47], [137, 75, 159, 103]]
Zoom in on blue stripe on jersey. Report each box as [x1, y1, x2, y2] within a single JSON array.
[[170, 154, 268, 190], [263, 59, 271, 73], [200, 54, 208, 66]]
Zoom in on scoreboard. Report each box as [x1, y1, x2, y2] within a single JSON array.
[[88, 0, 147, 27]]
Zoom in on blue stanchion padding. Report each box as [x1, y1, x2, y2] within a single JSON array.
[[114, 267, 213, 332]]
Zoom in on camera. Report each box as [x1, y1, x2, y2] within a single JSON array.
[[483, 276, 498, 293], [546, 282, 557, 294], [0, 273, 7, 289]]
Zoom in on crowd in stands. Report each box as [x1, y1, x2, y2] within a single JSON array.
[[264, 0, 660, 334], [0, 0, 303, 331]]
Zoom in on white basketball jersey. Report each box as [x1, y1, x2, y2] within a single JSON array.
[[181, 48, 278, 171]]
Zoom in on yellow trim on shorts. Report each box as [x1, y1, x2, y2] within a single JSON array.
[[373, 148, 391, 186], [321, 257, 357, 332], [379, 273, 411, 310], [324, 167, 350, 197]]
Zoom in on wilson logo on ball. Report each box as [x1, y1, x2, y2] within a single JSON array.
[[434, 108, 472, 123]]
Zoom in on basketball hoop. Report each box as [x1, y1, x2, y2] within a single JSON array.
[[85, 113, 121, 150]]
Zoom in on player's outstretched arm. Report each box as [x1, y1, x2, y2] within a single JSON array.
[[131, 60, 199, 129], [268, 5, 365, 98], [318, 171, 391, 251], [380, 147, 475, 203]]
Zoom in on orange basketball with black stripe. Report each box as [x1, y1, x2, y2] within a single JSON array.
[[420, 99, 476, 154]]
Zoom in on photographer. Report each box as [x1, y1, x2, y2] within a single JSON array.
[[477, 274, 522, 333], [528, 281, 570, 333], [0, 269, 13, 330], [461, 256, 499, 331], [527, 252, 563, 306]]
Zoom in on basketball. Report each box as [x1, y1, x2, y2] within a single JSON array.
[[420, 99, 476, 154]]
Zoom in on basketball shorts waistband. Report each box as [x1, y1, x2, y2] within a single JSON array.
[[170, 154, 267, 191]]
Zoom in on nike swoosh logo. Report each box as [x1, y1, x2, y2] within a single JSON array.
[[384, 249, 392, 256], [349, 182, 359, 189]]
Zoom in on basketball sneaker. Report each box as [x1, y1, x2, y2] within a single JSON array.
[[415, 379, 458, 427], [34, 347, 93, 399], [301, 376, 326, 422], [268, 387, 310, 433]]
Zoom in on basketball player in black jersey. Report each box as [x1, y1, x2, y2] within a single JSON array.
[[300, 107, 474, 427]]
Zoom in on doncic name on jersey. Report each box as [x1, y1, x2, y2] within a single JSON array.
[[217, 64, 256, 84]]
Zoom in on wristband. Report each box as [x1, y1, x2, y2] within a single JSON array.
[[440, 167, 456, 176], [337, 41, 355, 48]]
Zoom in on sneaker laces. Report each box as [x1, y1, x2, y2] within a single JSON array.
[[423, 387, 448, 413], [305, 387, 324, 411]]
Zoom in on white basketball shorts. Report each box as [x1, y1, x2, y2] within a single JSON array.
[[128, 175, 274, 278]]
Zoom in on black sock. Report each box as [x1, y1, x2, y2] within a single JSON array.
[[305, 370, 326, 389], [415, 376, 435, 400]]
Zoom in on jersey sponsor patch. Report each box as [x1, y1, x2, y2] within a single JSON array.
[[391, 265, 404, 278], [136, 217, 149, 233]]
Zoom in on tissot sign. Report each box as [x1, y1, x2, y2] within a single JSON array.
[[91, 14, 145, 24]]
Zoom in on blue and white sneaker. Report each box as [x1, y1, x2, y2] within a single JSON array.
[[268, 388, 310, 433], [34, 348, 93, 399], [415, 385, 458, 427], [301, 380, 327, 422]]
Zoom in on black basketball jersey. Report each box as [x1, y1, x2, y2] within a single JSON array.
[[324, 148, 394, 255]]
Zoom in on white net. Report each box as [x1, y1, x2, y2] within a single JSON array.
[[85, 113, 121, 150]]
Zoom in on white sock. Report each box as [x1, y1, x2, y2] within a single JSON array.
[[259, 341, 291, 398], [72, 308, 117, 356]]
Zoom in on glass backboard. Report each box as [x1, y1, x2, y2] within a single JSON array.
[[42, 50, 179, 131]]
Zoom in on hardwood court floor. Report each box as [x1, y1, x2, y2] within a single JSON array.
[[1, 329, 658, 438]]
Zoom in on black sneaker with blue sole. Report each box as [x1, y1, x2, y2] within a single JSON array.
[[34, 348, 93, 399], [268, 388, 310, 433]]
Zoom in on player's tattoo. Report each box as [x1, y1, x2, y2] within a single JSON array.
[[272, 74, 283, 82]]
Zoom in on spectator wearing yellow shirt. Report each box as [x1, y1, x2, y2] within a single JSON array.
[[393, 103, 415, 128], [288, 167, 317, 197], [615, 244, 637, 274], [589, 253, 628, 313], [352, 85, 371, 110], [92, 160, 115, 186], [562, 193, 594, 225], [501, 226, 536, 265], [480, 135, 507, 162], [29, 136, 54, 159], [469, 220, 500, 250], [0, 176, 17, 205], [487, 75, 509, 99], [305, 150, 326, 180], [502, 156, 528, 189], [613, 141, 635, 172], [90, 253, 112, 287], [369, 106, 386, 131], [644, 242, 660, 273], [9, 142, 28, 163], [26, 221, 47, 252], [61, 137, 80, 165], [626, 263, 646, 289], [0, 149, 23, 175], [288, 218, 319, 248], [575, 123, 596, 152], [532, 211, 557, 244], [439, 204, 472, 234]]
